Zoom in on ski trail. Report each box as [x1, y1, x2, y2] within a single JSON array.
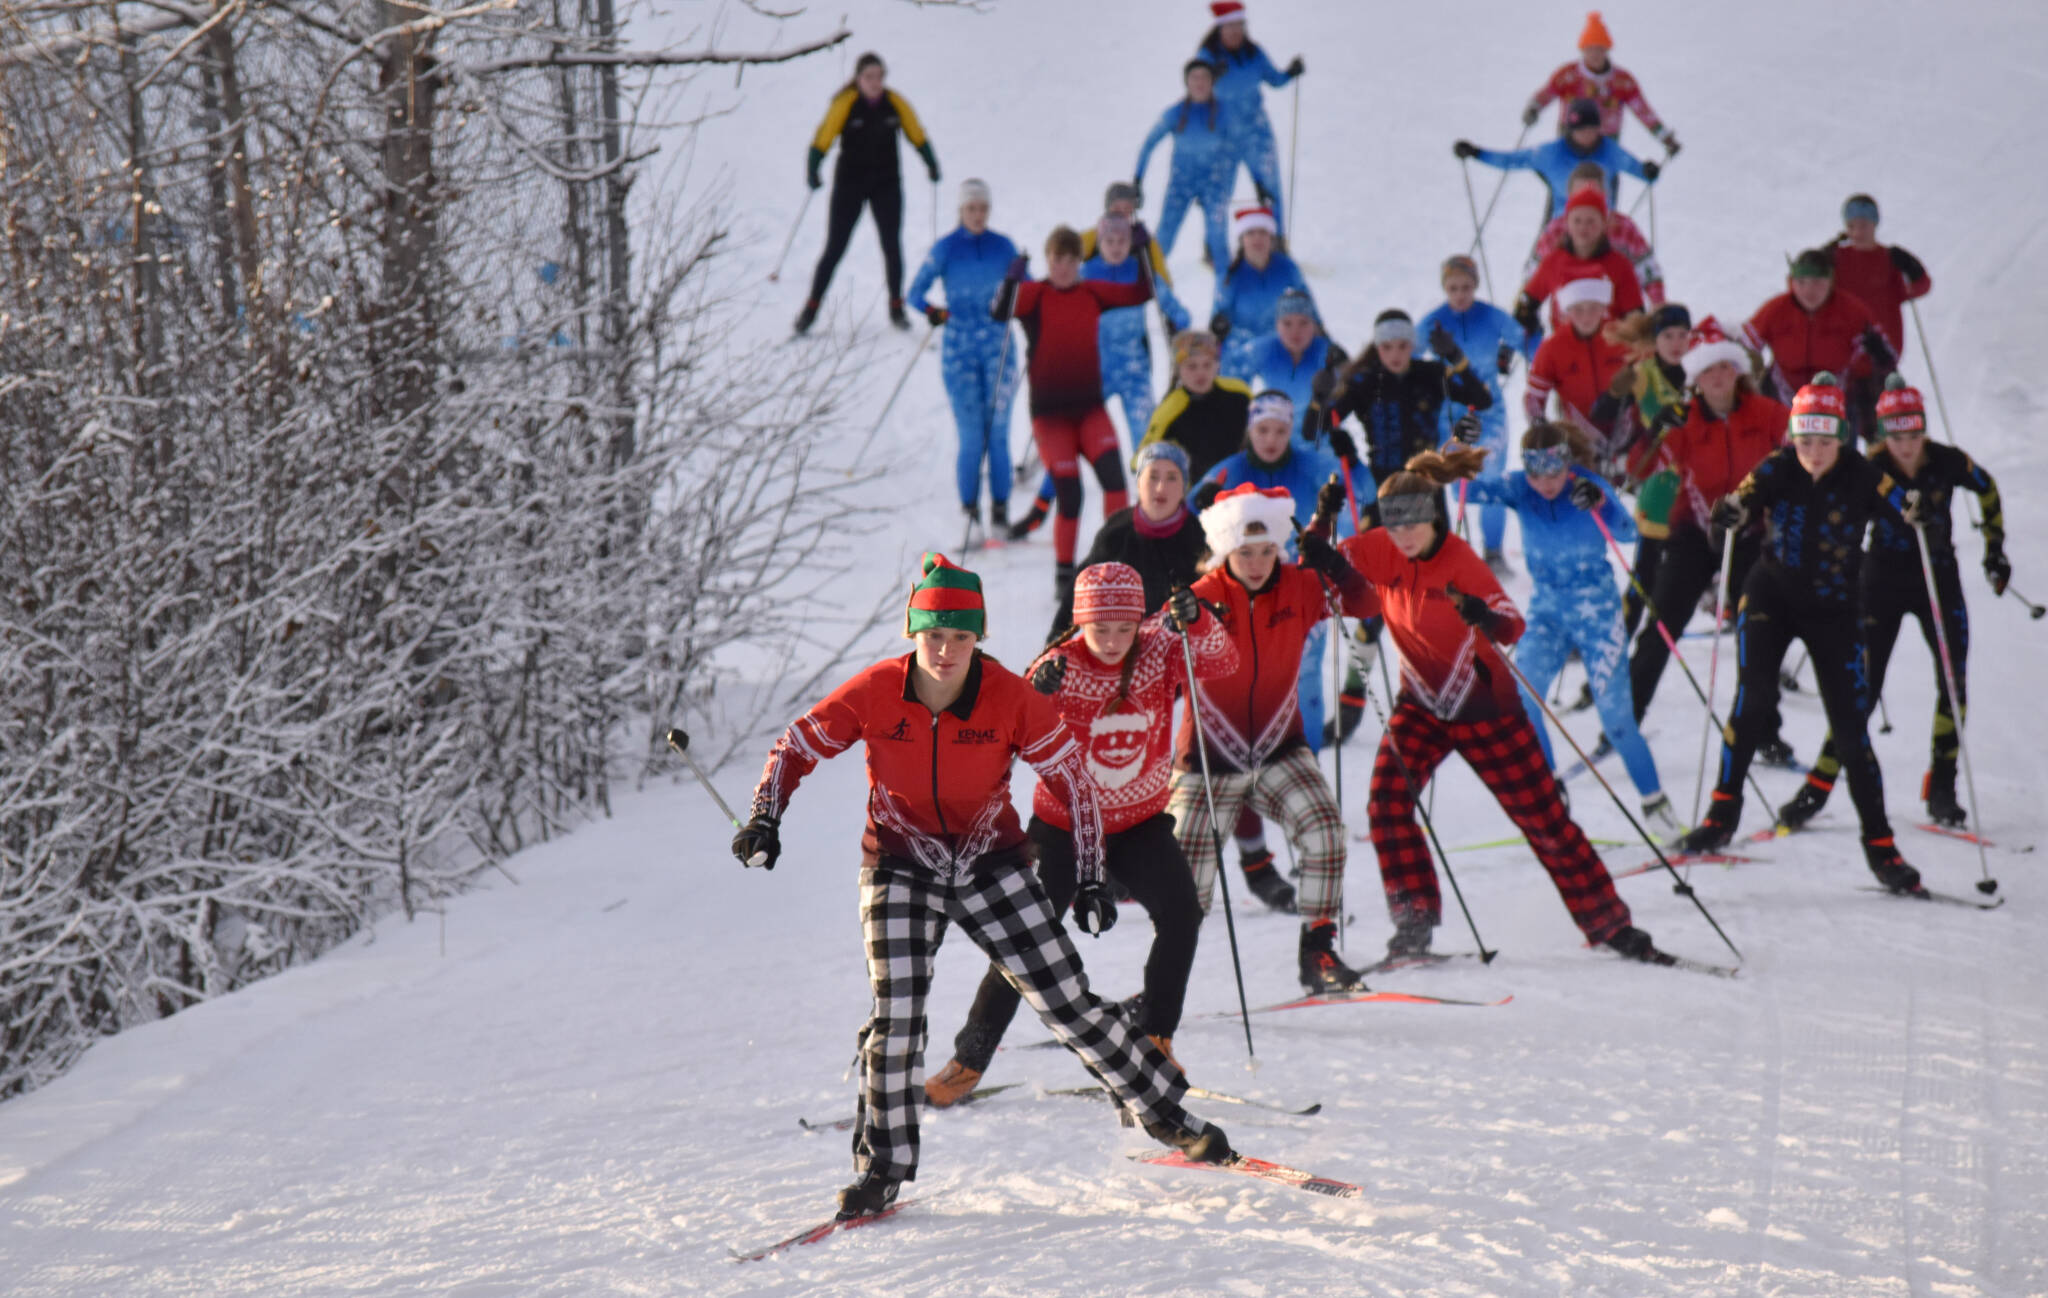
[[1896, 980, 1920, 1297], [1744, 981, 1783, 1297]]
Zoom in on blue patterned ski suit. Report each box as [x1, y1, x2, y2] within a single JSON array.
[[1472, 137, 1652, 222], [1202, 40, 1295, 231], [1084, 251, 1191, 447], [908, 226, 1027, 508], [1419, 299, 1536, 554], [1245, 332, 1341, 447], [1137, 99, 1236, 277], [1215, 253, 1314, 381], [1464, 471, 1663, 798]]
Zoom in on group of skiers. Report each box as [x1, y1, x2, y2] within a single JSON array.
[[738, 5, 2017, 1221]]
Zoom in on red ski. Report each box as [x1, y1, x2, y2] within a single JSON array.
[[1612, 851, 1755, 880], [1914, 822, 1997, 848], [1130, 1149, 1362, 1199], [730, 1199, 918, 1263], [1233, 988, 1513, 1014]]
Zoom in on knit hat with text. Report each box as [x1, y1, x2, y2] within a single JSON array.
[[904, 552, 986, 636], [1788, 373, 1849, 441], [1875, 371, 1927, 437]]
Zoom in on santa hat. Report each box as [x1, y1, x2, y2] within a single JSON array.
[[1681, 315, 1749, 383], [1210, 1, 1246, 24], [1072, 562, 1148, 626], [1233, 205, 1277, 240], [904, 552, 986, 636], [1554, 276, 1614, 310], [1875, 372, 1927, 436], [1565, 185, 1609, 216], [1788, 373, 1849, 440], [1200, 483, 1295, 557], [1578, 10, 1613, 49]]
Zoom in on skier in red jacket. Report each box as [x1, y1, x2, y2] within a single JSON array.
[[736, 553, 1226, 1219], [1523, 11, 1679, 154], [995, 226, 1153, 602], [1323, 450, 1654, 963], [1516, 186, 1645, 334], [1826, 194, 1931, 356], [1743, 247, 1896, 442], [1525, 277, 1631, 462], [1524, 161, 1663, 308]]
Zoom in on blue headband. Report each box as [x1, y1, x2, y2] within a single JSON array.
[[1842, 196, 1880, 224], [1133, 440, 1190, 480], [1522, 445, 1571, 477]]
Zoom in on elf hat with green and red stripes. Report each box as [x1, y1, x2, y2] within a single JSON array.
[[904, 552, 986, 637]]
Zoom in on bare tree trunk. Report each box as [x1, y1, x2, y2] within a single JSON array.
[[376, 6, 440, 431], [593, 0, 635, 467], [207, 18, 262, 319]]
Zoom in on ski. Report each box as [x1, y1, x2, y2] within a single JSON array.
[[796, 1083, 1022, 1133], [1638, 948, 1741, 979], [1046, 1084, 1322, 1117], [1612, 851, 1754, 880], [730, 1199, 918, 1263], [1357, 950, 1481, 975], [1913, 822, 1997, 848], [1858, 884, 2005, 911], [1129, 1149, 1362, 1199], [1228, 988, 1514, 1015]]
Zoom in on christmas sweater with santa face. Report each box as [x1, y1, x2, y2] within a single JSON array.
[[1027, 607, 1237, 835]]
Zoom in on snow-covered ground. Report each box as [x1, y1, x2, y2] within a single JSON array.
[[4, 2, 2047, 1294]]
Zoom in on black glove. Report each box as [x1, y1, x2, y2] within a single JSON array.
[[1328, 424, 1359, 464], [1453, 139, 1480, 160], [1649, 403, 1687, 436], [1130, 221, 1151, 252], [732, 815, 780, 870], [1900, 489, 1930, 527], [1285, 56, 1305, 77], [1641, 160, 1662, 182], [1861, 325, 1896, 368], [1446, 584, 1501, 637], [1207, 312, 1231, 342], [1315, 474, 1347, 524], [923, 305, 949, 327], [1889, 246, 1927, 282], [1072, 881, 1119, 936], [1164, 584, 1203, 632], [1521, 104, 1541, 128], [1496, 341, 1517, 377], [1193, 480, 1222, 511], [1297, 530, 1345, 578], [806, 154, 823, 191], [1985, 546, 2012, 596], [1569, 477, 1604, 511], [918, 141, 941, 184], [1029, 654, 1067, 695], [1710, 494, 1747, 535], [1131, 180, 1145, 209], [1005, 254, 1027, 280], [1512, 292, 1541, 337], [1452, 411, 1482, 445], [1427, 322, 1464, 366], [1662, 133, 1682, 157]]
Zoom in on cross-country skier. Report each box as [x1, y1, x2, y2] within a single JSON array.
[[1453, 421, 1684, 840], [995, 227, 1153, 603], [1136, 60, 1237, 275], [1136, 330, 1257, 484], [1088, 213, 1191, 445], [795, 52, 939, 335], [1522, 162, 1664, 308], [1523, 278, 1630, 465], [907, 179, 1024, 540], [1456, 98, 1657, 224], [735, 554, 1229, 1218], [1320, 449, 1659, 962], [1052, 442, 1208, 638], [1515, 186, 1646, 335], [1320, 310, 1493, 522], [924, 564, 1236, 1105], [1211, 205, 1314, 377], [1245, 289, 1346, 445], [1196, 2, 1302, 237], [1777, 375, 2009, 833], [1824, 194, 1931, 361], [1598, 302, 1694, 635], [1084, 181, 1173, 285], [1674, 377, 1923, 893], [1522, 11, 1680, 155], [1164, 483, 1373, 991], [1421, 255, 1536, 574], [1743, 248, 1895, 440]]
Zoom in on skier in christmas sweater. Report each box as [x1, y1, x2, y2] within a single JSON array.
[[1824, 194, 1931, 361], [1522, 12, 1680, 155], [1245, 289, 1347, 446], [1777, 375, 2009, 833], [1319, 309, 1493, 521], [925, 563, 1237, 1105], [1515, 186, 1646, 335], [1136, 330, 1257, 484], [907, 178, 1025, 538], [1164, 483, 1374, 991], [1136, 59, 1237, 275], [736, 554, 1228, 1218], [1522, 161, 1664, 308], [994, 226, 1153, 601], [1598, 302, 1695, 635], [1088, 212, 1192, 446], [1318, 449, 1657, 962], [1052, 442, 1208, 638], [1454, 421, 1684, 840], [1195, 2, 1303, 236], [1523, 277, 1630, 465], [1743, 247, 1895, 441], [1211, 205, 1315, 377], [1676, 377, 1923, 894], [1456, 97, 1658, 226], [795, 52, 940, 335], [1420, 255, 1537, 573]]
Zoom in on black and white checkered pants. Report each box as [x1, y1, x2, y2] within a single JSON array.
[[854, 856, 1197, 1182]]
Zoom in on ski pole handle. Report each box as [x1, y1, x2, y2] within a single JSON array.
[[665, 727, 768, 865]]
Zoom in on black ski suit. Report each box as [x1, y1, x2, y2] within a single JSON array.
[[805, 86, 937, 306], [1321, 349, 1492, 523], [1050, 504, 1208, 640]]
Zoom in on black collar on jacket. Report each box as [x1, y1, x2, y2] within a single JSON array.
[[899, 651, 983, 719]]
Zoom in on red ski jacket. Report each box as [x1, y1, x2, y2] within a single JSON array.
[[1173, 563, 1331, 776], [1011, 278, 1151, 417], [1526, 326, 1630, 444], [749, 651, 1105, 880], [1743, 285, 1882, 394], [1028, 607, 1236, 834], [1827, 242, 1930, 355], [1336, 530, 1525, 722], [1651, 388, 1788, 533], [1526, 212, 1662, 304], [1522, 244, 1645, 330]]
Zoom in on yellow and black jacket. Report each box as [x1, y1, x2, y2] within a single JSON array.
[[809, 87, 933, 186]]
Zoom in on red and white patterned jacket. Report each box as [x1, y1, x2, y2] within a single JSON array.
[[749, 652, 1105, 881], [1527, 60, 1669, 141], [1027, 607, 1236, 835]]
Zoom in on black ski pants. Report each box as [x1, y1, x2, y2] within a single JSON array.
[[1624, 534, 1663, 636], [1628, 524, 1776, 746], [807, 172, 904, 305], [949, 813, 1202, 1072], [1809, 555, 1968, 782]]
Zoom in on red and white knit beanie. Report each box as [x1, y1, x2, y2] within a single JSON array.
[[1788, 373, 1848, 440], [1681, 315, 1750, 383], [1875, 372, 1927, 436], [1072, 562, 1148, 626]]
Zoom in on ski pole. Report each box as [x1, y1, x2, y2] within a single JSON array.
[[1693, 525, 1737, 824], [1468, 120, 1530, 257], [1458, 157, 1496, 301], [1175, 619, 1258, 1062], [1286, 77, 1301, 243], [765, 189, 815, 284], [2002, 582, 2047, 619], [665, 728, 768, 865], [1626, 153, 1669, 220], [1478, 598, 1744, 962], [929, 180, 937, 244], [848, 325, 938, 471], [1905, 299, 1984, 535], [1909, 514, 1997, 895], [1647, 181, 1657, 249], [1877, 695, 1893, 734]]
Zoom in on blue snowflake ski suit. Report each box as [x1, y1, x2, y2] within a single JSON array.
[[1419, 299, 1536, 554], [1084, 251, 1191, 447], [1215, 253, 1314, 380], [1201, 443, 1373, 753], [1245, 332, 1340, 447], [908, 226, 1026, 508], [1137, 99, 1236, 277], [1473, 137, 1652, 222], [1202, 40, 1295, 231], [1463, 470, 1663, 799]]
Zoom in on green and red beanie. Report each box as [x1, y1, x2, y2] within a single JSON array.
[[904, 552, 986, 637], [1788, 372, 1848, 440], [1875, 371, 1927, 436]]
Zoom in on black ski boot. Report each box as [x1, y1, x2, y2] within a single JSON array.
[[1605, 925, 1657, 962], [1298, 919, 1368, 993], [1006, 500, 1048, 541], [1776, 772, 1834, 830], [1757, 735, 1799, 770], [835, 1169, 903, 1219], [1384, 914, 1434, 961], [1239, 848, 1297, 913], [1567, 682, 1596, 713], [989, 499, 1010, 535], [1862, 835, 1922, 894], [1923, 763, 1965, 829], [793, 298, 820, 335], [1588, 731, 1614, 762], [1053, 560, 1077, 608], [1676, 793, 1741, 854], [1142, 1113, 1231, 1164], [888, 297, 911, 330]]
